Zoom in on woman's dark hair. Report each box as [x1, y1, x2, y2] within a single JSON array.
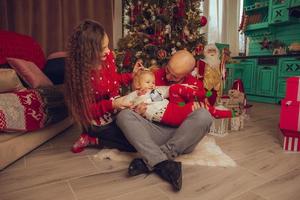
[[65, 19, 106, 128]]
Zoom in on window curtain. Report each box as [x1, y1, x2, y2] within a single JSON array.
[[207, 0, 241, 56], [0, 0, 114, 56]]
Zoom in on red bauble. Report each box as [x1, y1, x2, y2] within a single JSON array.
[[157, 49, 167, 59], [195, 43, 204, 55], [123, 51, 132, 68], [200, 16, 207, 26]]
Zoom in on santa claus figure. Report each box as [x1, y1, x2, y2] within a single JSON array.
[[192, 43, 222, 105]]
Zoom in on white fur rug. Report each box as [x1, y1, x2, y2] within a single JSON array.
[[94, 136, 236, 167]]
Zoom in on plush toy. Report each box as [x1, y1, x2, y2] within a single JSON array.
[[191, 44, 222, 105], [228, 89, 245, 106]]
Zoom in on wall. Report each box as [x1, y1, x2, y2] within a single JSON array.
[[113, 0, 123, 49], [0, 0, 114, 56]]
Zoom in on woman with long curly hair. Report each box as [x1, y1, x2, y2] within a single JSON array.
[[65, 19, 141, 153]]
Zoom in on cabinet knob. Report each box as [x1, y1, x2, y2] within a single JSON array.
[[262, 66, 271, 70]]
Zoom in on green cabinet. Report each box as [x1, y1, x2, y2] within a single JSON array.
[[277, 78, 287, 98], [269, 5, 289, 24], [277, 57, 300, 99], [256, 65, 277, 96], [224, 64, 243, 92], [239, 59, 256, 94], [290, 0, 300, 7], [224, 59, 256, 94], [244, 0, 300, 56], [227, 55, 300, 104], [278, 57, 300, 77]]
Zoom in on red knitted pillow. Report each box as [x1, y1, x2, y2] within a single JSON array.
[[0, 31, 46, 69]]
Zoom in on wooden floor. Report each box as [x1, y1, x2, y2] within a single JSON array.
[[1, 102, 300, 200]]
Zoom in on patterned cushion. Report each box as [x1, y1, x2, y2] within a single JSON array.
[[0, 89, 47, 132], [7, 58, 53, 88], [0, 69, 24, 93]]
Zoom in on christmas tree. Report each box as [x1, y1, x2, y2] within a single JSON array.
[[116, 0, 207, 72]]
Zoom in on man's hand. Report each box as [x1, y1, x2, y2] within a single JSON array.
[[112, 96, 133, 110], [192, 102, 201, 111], [180, 84, 198, 90], [133, 59, 144, 74], [133, 102, 148, 116], [192, 101, 210, 111]]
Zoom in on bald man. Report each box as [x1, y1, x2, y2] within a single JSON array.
[[116, 50, 213, 191], [163, 50, 196, 85]]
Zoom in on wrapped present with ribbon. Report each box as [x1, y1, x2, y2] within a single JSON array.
[[280, 99, 300, 132], [229, 114, 245, 131], [285, 76, 300, 101], [279, 76, 300, 132], [209, 118, 229, 137], [278, 129, 300, 152]]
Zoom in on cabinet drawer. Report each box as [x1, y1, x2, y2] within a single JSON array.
[[274, 0, 289, 7], [270, 5, 289, 24], [225, 63, 243, 92], [290, 0, 300, 7], [279, 57, 300, 77], [256, 65, 277, 96]]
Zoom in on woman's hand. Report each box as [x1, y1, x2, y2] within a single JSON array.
[[112, 96, 133, 110], [133, 102, 148, 117], [137, 88, 149, 96], [133, 59, 144, 74]]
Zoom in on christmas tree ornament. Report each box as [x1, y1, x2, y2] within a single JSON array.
[[150, 59, 157, 65], [164, 24, 172, 39], [194, 1, 201, 7], [194, 43, 204, 55], [156, 35, 165, 45], [123, 51, 132, 68], [171, 47, 177, 55], [176, 41, 182, 47], [127, 42, 133, 48], [146, 27, 155, 35], [259, 37, 272, 50], [183, 25, 190, 36], [143, 9, 152, 20], [135, 51, 142, 58], [187, 10, 194, 20], [140, 24, 146, 30], [188, 35, 195, 42], [157, 49, 167, 60], [200, 16, 207, 26]]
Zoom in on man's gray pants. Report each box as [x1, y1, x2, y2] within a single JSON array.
[[116, 108, 213, 168]]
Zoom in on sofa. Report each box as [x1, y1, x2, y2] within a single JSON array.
[[0, 31, 72, 170]]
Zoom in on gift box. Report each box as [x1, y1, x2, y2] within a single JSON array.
[[285, 76, 300, 101], [230, 115, 245, 131], [209, 118, 229, 137], [278, 129, 300, 152], [279, 99, 300, 132]]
